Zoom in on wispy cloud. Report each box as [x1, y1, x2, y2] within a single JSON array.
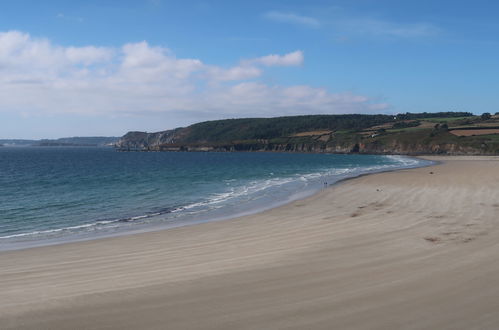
[[56, 13, 84, 23], [263, 8, 440, 40], [337, 18, 440, 39], [263, 11, 320, 28], [0, 30, 387, 120]]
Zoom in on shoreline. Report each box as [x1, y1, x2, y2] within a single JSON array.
[[2, 156, 499, 329], [0, 155, 431, 252]]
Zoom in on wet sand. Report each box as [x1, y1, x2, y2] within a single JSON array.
[[1, 156, 499, 329]]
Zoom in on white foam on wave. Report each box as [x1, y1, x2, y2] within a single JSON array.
[[178, 176, 297, 213], [0, 219, 116, 239], [385, 155, 426, 167], [130, 214, 149, 220], [0, 208, 178, 240]]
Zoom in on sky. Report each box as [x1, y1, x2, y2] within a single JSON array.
[[1, 0, 499, 139]]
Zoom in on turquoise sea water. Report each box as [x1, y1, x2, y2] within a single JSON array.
[[0, 147, 431, 250]]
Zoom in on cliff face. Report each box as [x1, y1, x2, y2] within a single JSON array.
[[358, 141, 494, 155], [116, 130, 178, 150], [116, 134, 497, 155]]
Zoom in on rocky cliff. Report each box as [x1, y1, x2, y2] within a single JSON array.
[[116, 129, 182, 150]]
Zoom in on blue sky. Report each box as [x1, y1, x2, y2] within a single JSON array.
[[1, 0, 499, 139]]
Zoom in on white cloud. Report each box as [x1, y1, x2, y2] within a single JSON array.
[[0, 30, 387, 122], [263, 11, 320, 28], [0, 30, 113, 73], [65, 46, 114, 65], [245, 50, 304, 67], [206, 65, 262, 81], [201, 83, 380, 115]]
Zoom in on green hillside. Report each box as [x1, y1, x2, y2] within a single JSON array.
[[115, 112, 499, 155], [181, 114, 397, 143]]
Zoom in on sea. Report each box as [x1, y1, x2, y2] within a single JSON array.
[[0, 147, 432, 250]]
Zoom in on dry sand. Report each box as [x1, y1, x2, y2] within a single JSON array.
[[1, 156, 499, 329]]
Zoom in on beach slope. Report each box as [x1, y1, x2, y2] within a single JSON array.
[[1, 156, 499, 329]]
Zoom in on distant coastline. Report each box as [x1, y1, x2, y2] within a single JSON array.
[[0, 136, 119, 147]]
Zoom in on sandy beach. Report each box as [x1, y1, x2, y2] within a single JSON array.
[[1, 156, 499, 329]]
